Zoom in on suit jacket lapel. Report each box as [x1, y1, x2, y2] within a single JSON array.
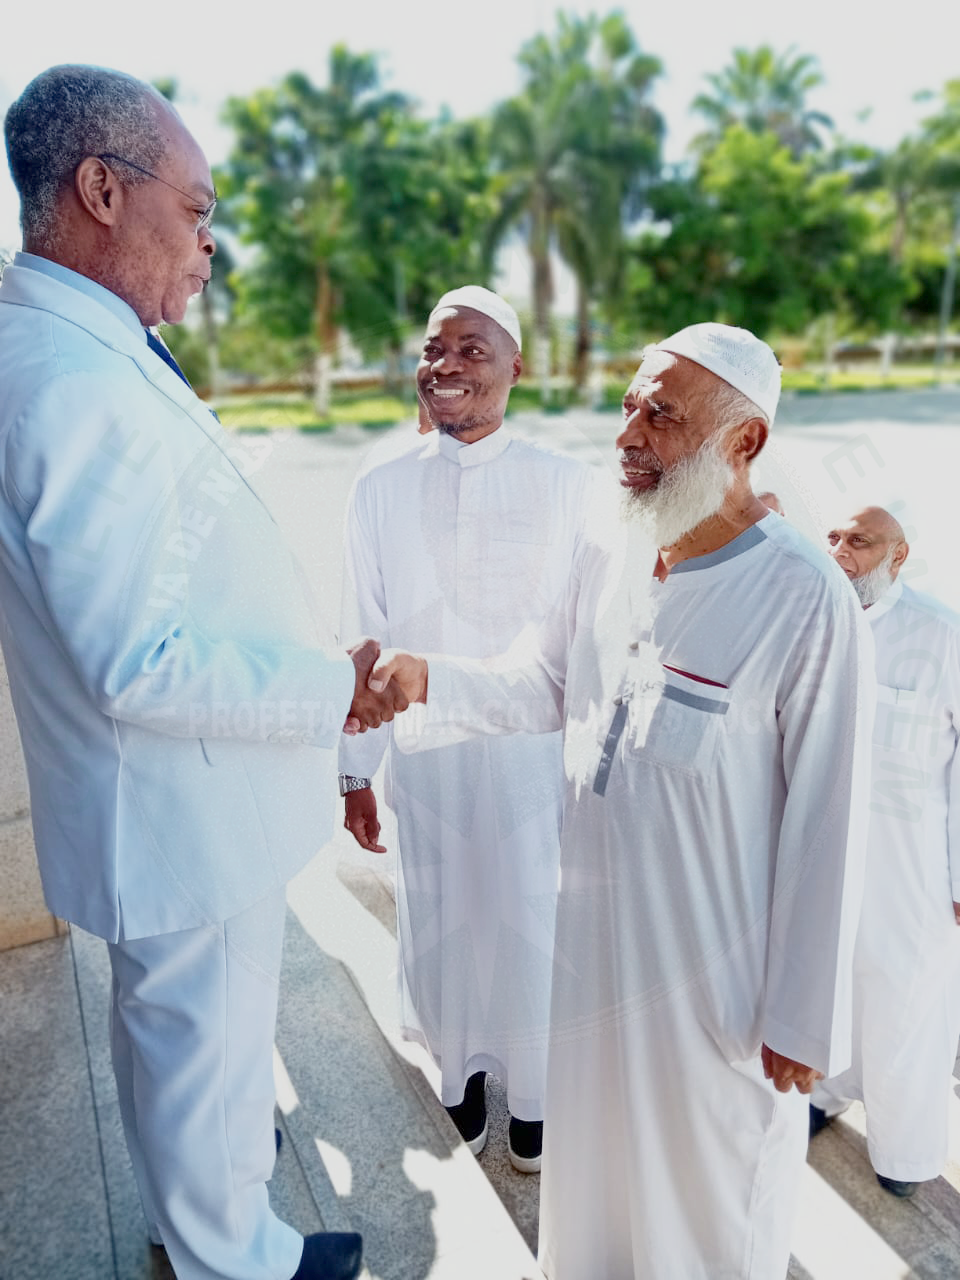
[[0, 265, 277, 525]]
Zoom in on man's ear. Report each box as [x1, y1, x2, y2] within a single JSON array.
[[892, 540, 910, 571], [74, 156, 122, 227], [733, 417, 768, 464], [511, 351, 523, 384]]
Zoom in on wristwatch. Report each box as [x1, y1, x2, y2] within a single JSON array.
[[338, 774, 372, 796]]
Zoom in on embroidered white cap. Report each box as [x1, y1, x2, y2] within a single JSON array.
[[429, 286, 522, 351], [652, 323, 781, 423]]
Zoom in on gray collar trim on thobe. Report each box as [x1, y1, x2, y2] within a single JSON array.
[[670, 522, 767, 574]]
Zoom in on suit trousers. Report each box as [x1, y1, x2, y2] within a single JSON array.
[[106, 889, 303, 1280]]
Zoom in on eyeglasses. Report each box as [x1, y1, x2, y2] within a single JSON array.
[[97, 153, 217, 231]]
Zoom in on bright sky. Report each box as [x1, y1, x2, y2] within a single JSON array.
[[1, 0, 956, 254]]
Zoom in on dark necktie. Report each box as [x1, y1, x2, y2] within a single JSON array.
[[145, 329, 220, 422], [145, 329, 191, 388]]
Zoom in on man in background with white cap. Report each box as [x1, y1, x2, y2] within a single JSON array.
[[339, 286, 599, 1171], [372, 322, 873, 1276]]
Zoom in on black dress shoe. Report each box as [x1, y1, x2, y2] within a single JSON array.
[[445, 1071, 488, 1155], [808, 1105, 831, 1139], [291, 1231, 363, 1280], [876, 1174, 919, 1198]]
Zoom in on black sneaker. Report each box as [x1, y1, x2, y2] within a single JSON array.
[[508, 1117, 543, 1173], [446, 1071, 487, 1155], [876, 1174, 919, 1198]]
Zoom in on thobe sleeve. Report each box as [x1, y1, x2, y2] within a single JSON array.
[[394, 644, 564, 752], [762, 587, 875, 1077], [946, 625, 960, 902], [392, 506, 609, 754], [339, 471, 390, 779], [6, 371, 354, 746]]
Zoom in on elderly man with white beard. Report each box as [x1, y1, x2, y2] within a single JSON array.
[[370, 322, 874, 1278], [811, 507, 960, 1198]]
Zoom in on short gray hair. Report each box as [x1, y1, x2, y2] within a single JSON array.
[[4, 65, 167, 247], [707, 378, 769, 434]]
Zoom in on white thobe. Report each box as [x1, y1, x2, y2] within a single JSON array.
[[340, 425, 597, 1117], [398, 512, 873, 1278], [814, 578, 960, 1181]]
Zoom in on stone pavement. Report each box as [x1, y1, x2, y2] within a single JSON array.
[[0, 843, 543, 1280], [3, 839, 960, 1278]]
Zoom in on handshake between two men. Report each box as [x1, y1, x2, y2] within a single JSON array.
[[345, 640, 428, 733]]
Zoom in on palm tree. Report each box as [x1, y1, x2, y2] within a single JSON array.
[[488, 12, 662, 399], [221, 52, 408, 413], [692, 46, 832, 157]]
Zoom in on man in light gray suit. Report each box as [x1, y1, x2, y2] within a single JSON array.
[[0, 66, 404, 1280]]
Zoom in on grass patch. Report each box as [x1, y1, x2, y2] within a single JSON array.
[[213, 391, 411, 432], [211, 367, 960, 431], [782, 367, 960, 393]]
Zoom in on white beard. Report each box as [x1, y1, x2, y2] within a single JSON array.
[[619, 434, 735, 549], [852, 549, 896, 607]]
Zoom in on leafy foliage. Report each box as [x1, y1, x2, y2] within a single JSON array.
[[692, 45, 832, 156], [627, 128, 904, 338], [487, 11, 663, 390], [204, 35, 957, 385], [217, 52, 493, 401]]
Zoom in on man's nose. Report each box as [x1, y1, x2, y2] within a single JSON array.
[[199, 227, 216, 257], [433, 350, 463, 374], [616, 408, 649, 451]]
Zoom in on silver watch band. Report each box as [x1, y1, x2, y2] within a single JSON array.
[[339, 774, 372, 796]]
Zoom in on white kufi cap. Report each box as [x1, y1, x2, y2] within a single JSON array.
[[430, 286, 522, 351], [652, 322, 780, 423]]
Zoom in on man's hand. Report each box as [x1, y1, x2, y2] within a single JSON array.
[[761, 1043, 823, 1095], [345, 638, 410, 733], [344, 787, 386, 853], [368, 649, 429, 704], [954, 901, 960, 926]]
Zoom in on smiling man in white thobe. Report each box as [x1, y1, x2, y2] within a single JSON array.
[[372, 323, 874, 1278], [811, 506, 960, 1197], [339, 287, 598, 1172]]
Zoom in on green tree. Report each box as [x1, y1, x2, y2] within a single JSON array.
[[693, 46, 832, 157], [915, 81, 960, 354], [219, 54, 400, 411], [343, 111, 495, 388], [626, 127, 903, 339], [488, 11, 662, 398], [218, 52, 492, 410], [838, 82, 960, 337]]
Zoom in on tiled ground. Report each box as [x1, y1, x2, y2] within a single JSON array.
[[3, 831, 960, 1280], [0, 844, 542, 1280]]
